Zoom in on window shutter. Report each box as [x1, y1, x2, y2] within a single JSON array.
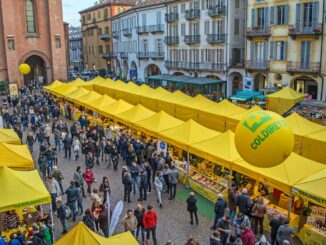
[[270, 6, 275, 25], [283, 41, 287, 60], [284, 5, 289, 24], [251, 9, 256, 28], [264, 7, 269, 27], [312, 2, 319, 29], [263, 42, 267, 61], [296, 4, 302, 30], [270, 41, 275, 60], [250, 42, 254, 62]]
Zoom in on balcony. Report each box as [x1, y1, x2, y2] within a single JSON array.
[[164, 36, 179, 45], [245, 60, 269, 71], [102, 52, 117, 59], [137, 52, 150, 59], [288, 24, 322, 40], [286, 61, 320, 74], [164, 61, 226, 71], [229, 59, 245, 68], [206, 34, 225, 44], [184, 9, 200, 20], [245, 26, 271, 40], [149, 52, 165, 59], [100, 34, 110, 41], [150, 24, 164, 33], [208, 6, 226, 17], [136, 26, 150, 34], [165, 13, 179, 22], [123, 28, 132, 37], [184, 35, 200, 45], [120, 52, 128, 59], [112, 31, 119, 39]]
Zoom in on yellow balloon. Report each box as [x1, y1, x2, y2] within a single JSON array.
[[19, 63, 31, 75], [235, 110, 294, 168]]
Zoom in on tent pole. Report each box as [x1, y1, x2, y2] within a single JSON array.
[[287, 195, 293, 218], [49, 203, 55, 242]]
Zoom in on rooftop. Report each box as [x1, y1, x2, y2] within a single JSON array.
[[79, 0, 137, 14]]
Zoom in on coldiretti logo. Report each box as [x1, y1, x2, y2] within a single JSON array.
[[243, 111, 273, 133]]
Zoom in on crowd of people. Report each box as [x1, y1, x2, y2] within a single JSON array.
[[0, 86, 296, 245]]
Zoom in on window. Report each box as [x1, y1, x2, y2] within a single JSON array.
[[98, 28, 102, 35], [106, 45, 110, 53], [156, 11, 162, 25], [104, 9, 108, 19], [7, 37, 15, 50], [181, 3, 186, 13], [235, 0, 240, 8], [82, 15, 86, 24], [234, 19, 239, 35], [87, 13, 91, 20], [181, 23, 186, 36], [204, 21, 210, 35], [275, 41, 286, 60], [142, 14, 146, 26], [55, 37, 61, 48], [99, 45, 103, 54], [271, 5, 288, 25], [142, 40, 148, 52], [25, 0, 36, 33], [105, 26, 109, 34], [157, 39, 163, 52], [98, 11, 101, 18]]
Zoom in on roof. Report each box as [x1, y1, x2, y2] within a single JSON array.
[[148, 74, 225, 85], [79, 0, 137, 14]]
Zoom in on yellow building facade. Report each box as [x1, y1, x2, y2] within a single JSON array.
[[246, 0, 326, 101]]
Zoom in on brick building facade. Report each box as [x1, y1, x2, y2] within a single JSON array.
[[0, 0, 68, 86]]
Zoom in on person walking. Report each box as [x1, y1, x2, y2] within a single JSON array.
[[228, 187, 237, 222], [162, 164, 170, 193], [112, 145, 119, 170], [216, 215, 231, 245], [144, 161, 152, 193], [99, 176, 111, 204], [46, 176, 61, 212], [83, 208, 95, 231], [168, 165, 178, 200], [83, 167, 94, 195], [138, 167, 148, 201], [56, 200, 67, 234], [121, 209, 138, 236], [236, 188, 252, 216], [154, 171, 165, 208], [73, 166, 86, 197], [269, 215, 284, 245], [72, 137, 81, 161], [65, 181, 79, 222], [143, 205, 158, 245], [85, 152, 94, 169], [122, 172, 133, 203], [63, 134, 72, 159], [211, 194, 227, 230], [54, 127, 62, 153], [239, 224, 256, 245], [26, 131, 35, 153], [134, 204, 145, 243], [252, 197, 267, 235], [51, 166, 64, 193], [97, 204, 109, 237], [130, 162, 140, 195], [276, 219, 294, 244], [186, 192, 198, 225]]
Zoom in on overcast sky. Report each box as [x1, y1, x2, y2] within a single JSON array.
[[62, 0, 95, 26]]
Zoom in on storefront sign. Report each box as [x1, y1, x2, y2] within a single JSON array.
[[130, 69, 137, 79], [243, 76, 253, 91], [157, 140, 167, 155], [292, 187, 326, 207], [13, 197, 51, 209]]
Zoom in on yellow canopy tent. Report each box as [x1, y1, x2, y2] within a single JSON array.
[[292, 168, 326, 207], [156, 90, 192, 117], [233, 153, 326, 194], [226, 106, 262, 131], [267, 87, 304, 114], [0, 167, 50, 212], [301, 129, 326, 164], [189, 131, 240, 169], [134, 111, 184, 137], [69, 78, 85, 87], [87, 94, 116, 114], [175, 94, 217, 121], [43, 80, 62, 92], [54, 222, 138, 245], [140, 87, 172, 111], [74, 91, 102, 107], [98, 99, 134, 119], [51, 83, 78, 98], [115, 104, 156, 126], [94, 80, 126, 97], [158, 119, 220, 150], [139, 84, 154, 93], [198, 99, 246, 132], [285, 113, 325, 154], [113, 82, 145, 105], [82, 76, 105, 90], [0, 143, 34, 170], [65, 87, 90, 102], [0, 128, 21, 144]]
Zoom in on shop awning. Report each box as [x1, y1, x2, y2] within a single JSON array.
[[292, 168, 326, 207], [233, 153, 326, 194], [87, 94, 116, 114], [267, 87, 304, 114], [0, 143, 34, 170], [285, 113, 325, 154], [140, 87, 172, 111], [301, 129, 326, 164], [43, 80, 62, 92], [115, 104, 156, 126], [69, 78, 85, 87], [134, 111, 184, 136], [75, 91, 102, 107], [189, 131, 240, 168], [51, 83, 78, 98], [54, 222, 138, 245], [65, 87, 90, 102], [230, 91, 265, 101], [158, 119, 220, 150], [198, 99, 246, 132], [0, 167, 50, 212], [0, 128, 21, 144], [98, 99, 134, 119], [148, 74, 225, 85], [226, 106, 263, 131]]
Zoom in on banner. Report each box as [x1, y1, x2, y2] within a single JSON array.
[[9, 83, 18, 96], [109, 201, 123, 236], [157, 139, 167, 155], [0, 116, 3, 128], [105, 192, 111, 232], [243, 76, 253, 91]]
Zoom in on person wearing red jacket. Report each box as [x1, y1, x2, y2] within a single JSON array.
[[142, 205, 158, 245], [240, 224, 256, 245], [83, 167, 94, 195]]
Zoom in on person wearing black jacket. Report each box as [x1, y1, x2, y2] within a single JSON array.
[[63, 134, 72, 159], [144, 161, 152, 193], [65, 181, 79, 222], [187, 192, 198, 225], [138, 168, 148, 201], [211, 194, 227, 230], [94, 142, 101, 166], [123, 172, 133, 203], [134, 204, 145, 243], [269, 215, 285, 245], [111, 145, 119, 170]]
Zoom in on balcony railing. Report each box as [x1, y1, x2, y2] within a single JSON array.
[[100, 34, 110, 41], [208, 6, 226, 17], [150, 24, 164, 33], [102, 52, 117, 59], [137, 52, 150, 59], [165, 61, 226, 71], [149, 52, 165, 59], [136, 26, 150, 34], [286, 61, 320, 74], [245, 26, 271, 39], [120, 52, 128, 59], [206, 34, 225, 44], [184, 35, 200, 45], [123, 28, 132, 37], [288, 24, 322, 39], [184, 9, 200, 20], [245, 60, 269, 71], [165, 13, 179, 22], [112, 31, 119, 39], [229, 59, 245, 68], [164, 36, 179, 45]]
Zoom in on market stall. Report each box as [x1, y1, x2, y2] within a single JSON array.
[[140, 87, 171, 111], [74, 90, 102, 108], [43, 80, 62, 93], [50, 83, 78, 98], [0, 129, 21, 144], [0, 143, 34, 170], [85, 94, 116, 115], [115, 104, 156, 127], [97, 99, 134, 120], [301, 129, 326, 164], [93, 80, 127, 98], [226, 106, 262, 131], [156, 90, 192, 117]]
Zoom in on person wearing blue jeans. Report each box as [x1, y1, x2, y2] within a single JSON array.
[[130, 162, 140, 194], [65, 181, 79, 222], [56, 200, 67, 234]]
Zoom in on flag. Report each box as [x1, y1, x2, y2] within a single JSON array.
[[109, 201, 123, 236], [105, 192, 111, 231]]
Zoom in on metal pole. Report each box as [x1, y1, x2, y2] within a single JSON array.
[[288, 195, 293, 218], [49, 203, 55, 242]]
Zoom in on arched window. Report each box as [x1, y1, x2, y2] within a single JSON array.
[[25, 0, 36, 33]]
